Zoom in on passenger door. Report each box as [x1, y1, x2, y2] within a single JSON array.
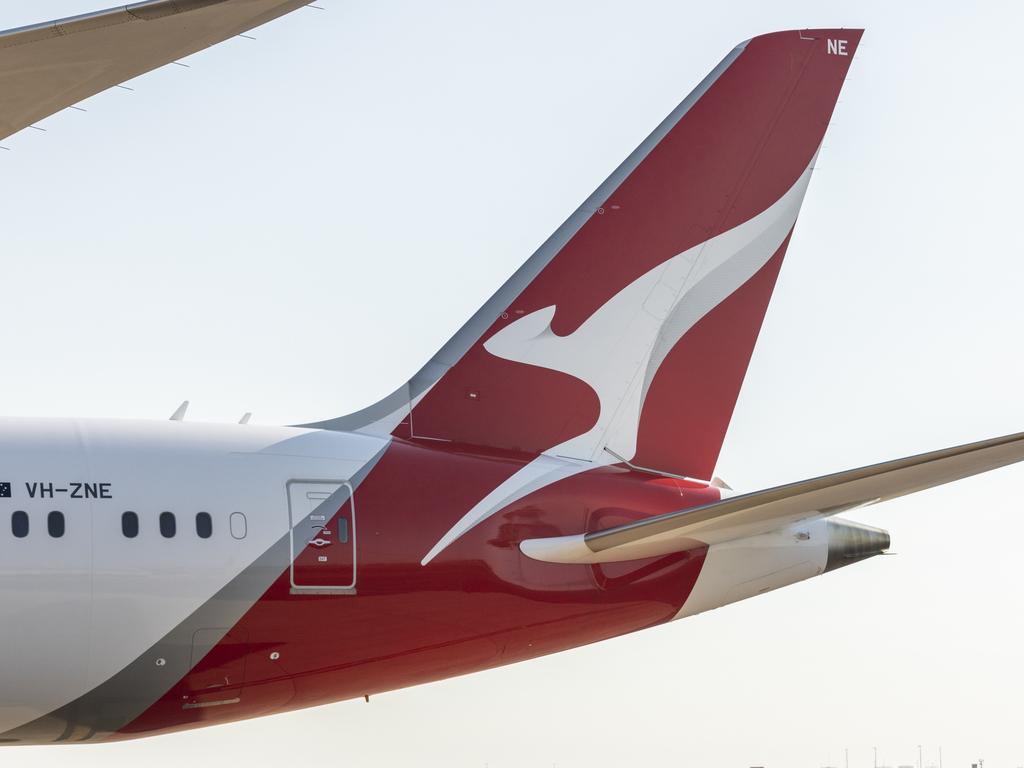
[[287, 481, 356, 593]]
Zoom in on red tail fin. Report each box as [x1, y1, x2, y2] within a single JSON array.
[[312, 29, 861, 479]]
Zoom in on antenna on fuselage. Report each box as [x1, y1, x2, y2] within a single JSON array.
[[169, 401, 189, 421], [239, 412, 253, 425]]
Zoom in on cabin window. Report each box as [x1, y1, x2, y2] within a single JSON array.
[[195, 512, 212, 539], [11, 511, 28, 538], [229, 512, 247, 540], [47, 511, 65, 538], [122, 511, 139, 538], [159, 511, 177, 539]]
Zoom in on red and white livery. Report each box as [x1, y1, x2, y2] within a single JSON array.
[[2, 0, 1021, 745]]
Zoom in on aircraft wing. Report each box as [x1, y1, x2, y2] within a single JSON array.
[[520, 430, 1024, 564], [0, 0, 310, 141]]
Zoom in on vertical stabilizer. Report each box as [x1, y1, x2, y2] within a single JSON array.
[[311, 29, 862, 480]]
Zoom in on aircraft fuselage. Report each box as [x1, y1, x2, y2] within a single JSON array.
[[0, 417, 755, 743]]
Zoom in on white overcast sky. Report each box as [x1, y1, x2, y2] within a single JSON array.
[[2, 1, 1022, 767]]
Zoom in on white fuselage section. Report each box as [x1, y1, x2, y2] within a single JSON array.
[[0, 417, 385, 735]]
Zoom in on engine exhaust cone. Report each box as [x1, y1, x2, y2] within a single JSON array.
[[825, 518, 891, 573]]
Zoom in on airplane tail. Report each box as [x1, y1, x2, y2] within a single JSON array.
[[308, 29, 862, 480]]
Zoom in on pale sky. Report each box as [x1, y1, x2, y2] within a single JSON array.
[[1, 1, 1022, 766]]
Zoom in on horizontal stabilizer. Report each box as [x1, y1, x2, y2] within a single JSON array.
[[0, 0, 309, 141], [520, 430, 1024, 564]]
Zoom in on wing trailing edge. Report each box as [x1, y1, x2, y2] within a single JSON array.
[[0, 0, 310, 141], [520, 430, 1024, 564]]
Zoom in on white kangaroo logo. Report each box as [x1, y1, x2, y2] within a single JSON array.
[[485, 154, 817, 463], [423, 153, 818, 565]]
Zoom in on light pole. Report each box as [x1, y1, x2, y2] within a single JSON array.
[[918, 744, 923, 768], [873, 746, 878, 768]]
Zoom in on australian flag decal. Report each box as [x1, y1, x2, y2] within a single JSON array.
[[0, 482, 10, 498]]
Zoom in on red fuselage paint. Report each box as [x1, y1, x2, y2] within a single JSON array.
[[119, 439, 718, 737]]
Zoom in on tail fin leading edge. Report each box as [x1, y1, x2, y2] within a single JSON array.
[[310, 29, 862, 479]]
